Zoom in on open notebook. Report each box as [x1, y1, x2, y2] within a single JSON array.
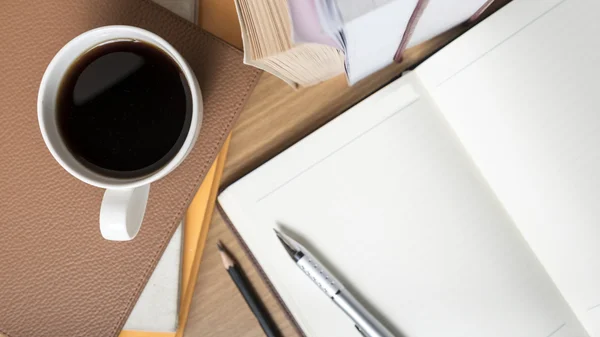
[[219, 0, 600, 336]]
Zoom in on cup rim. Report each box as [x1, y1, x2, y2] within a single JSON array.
[[38, 25, 202, 190]]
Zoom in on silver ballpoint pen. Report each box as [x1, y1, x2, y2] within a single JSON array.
[[274, 229, 396, 337]]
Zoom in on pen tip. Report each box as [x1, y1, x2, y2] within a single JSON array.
[[216, 241, 224, 252], [273, 228, 282, 237], [273, 229, 301, 260]]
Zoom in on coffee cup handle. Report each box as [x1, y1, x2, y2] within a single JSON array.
[[99, 184, 150, 241]]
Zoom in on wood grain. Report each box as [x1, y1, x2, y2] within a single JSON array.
[[197, 0, 242, 49], [184, 0, 511, 336]]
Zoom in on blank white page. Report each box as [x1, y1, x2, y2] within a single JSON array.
[[330, 0, 395, 24], [219, 73, 585, 337], [343, 0, 417, 84], [124, 224, 181, 332], [417, 0, 600, 334], [407, 0, 488, 48]]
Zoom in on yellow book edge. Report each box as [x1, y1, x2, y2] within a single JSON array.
[[120, 134, 231, 337]]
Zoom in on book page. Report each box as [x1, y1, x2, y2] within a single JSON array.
[[287, 0, 341, 49], [343, 0, 417, 84], [407, 0, 488, 48], [219, 73, 585, 337], [329, 0, 395, 24], [417, 0, 600, 334]]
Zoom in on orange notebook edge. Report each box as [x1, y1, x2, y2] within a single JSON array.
[[119, 133, 231, 337], [175, 134, 231, 337]]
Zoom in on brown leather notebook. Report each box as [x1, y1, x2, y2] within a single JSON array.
[[0, 1, 260, 337]]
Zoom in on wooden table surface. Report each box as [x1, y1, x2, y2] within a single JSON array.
[[182, 1, 511, 336]]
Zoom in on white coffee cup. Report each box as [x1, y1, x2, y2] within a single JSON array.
[[37, 26, 202, 241]]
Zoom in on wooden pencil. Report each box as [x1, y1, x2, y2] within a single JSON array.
[[217, 241, 281, 337]]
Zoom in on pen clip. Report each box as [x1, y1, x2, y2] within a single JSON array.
[[355, 325, 369, 337]]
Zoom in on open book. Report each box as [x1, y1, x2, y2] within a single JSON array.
[[235, 0, 496, 87], [219, 0, 600, 336], [311, 0, 490, 84]]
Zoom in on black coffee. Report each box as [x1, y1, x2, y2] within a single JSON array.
[[56, 40, 192, 178]]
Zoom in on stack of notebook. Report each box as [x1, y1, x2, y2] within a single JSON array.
[[121, 137, 231, 337], [235, 0, 496, 87]]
